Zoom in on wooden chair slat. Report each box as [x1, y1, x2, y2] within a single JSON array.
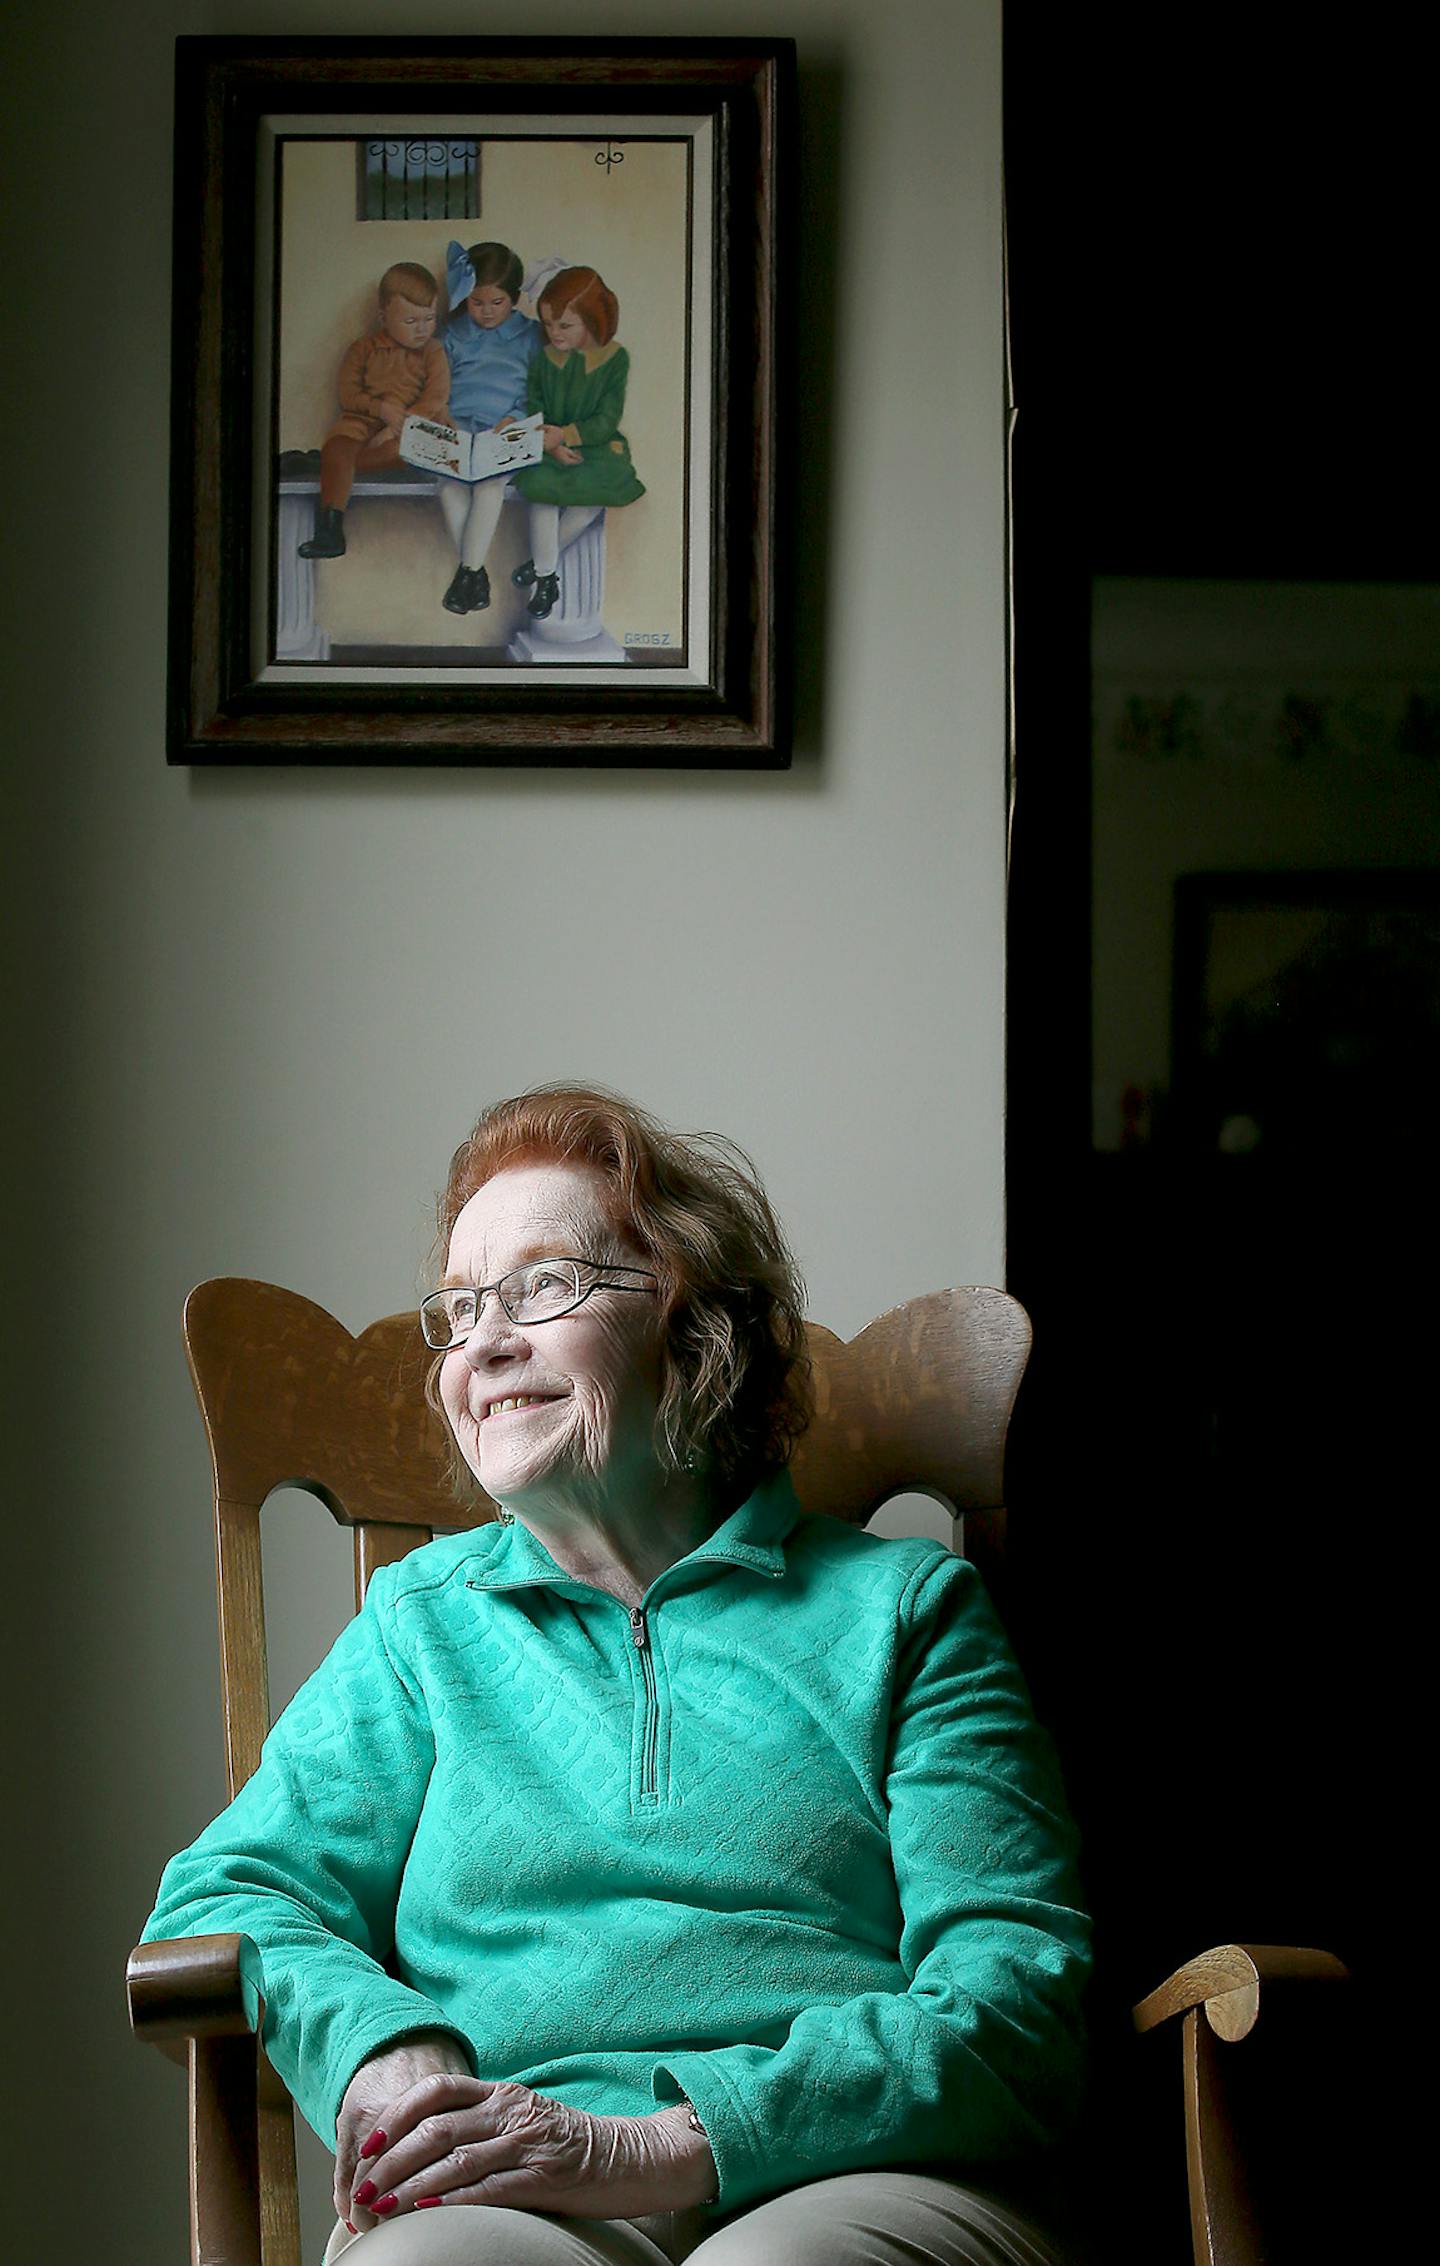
[[356, 1520, 435, 1608], [214, 1500, 270, 1799], [257, 2057, 303, 2266]]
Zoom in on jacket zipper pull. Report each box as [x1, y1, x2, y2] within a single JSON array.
[[629, 1606, 648, 1650]]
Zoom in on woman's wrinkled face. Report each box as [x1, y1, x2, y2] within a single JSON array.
[[466, 283, 515, 329], [438, 1162, 662, 1511]]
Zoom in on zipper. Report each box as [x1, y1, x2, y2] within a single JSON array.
[[629, 1606, 660, 1797]]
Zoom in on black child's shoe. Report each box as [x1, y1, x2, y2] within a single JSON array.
[[527, 572, 560, 620], [298, 505, 346, 559], [511, 557, 538, 588], [443, 564, 491, 614]]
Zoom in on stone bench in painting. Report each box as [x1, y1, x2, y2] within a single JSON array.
[[274, 455, 624, 666]]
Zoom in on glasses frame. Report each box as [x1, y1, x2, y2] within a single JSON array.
[[419, 1258, 659, 1350]]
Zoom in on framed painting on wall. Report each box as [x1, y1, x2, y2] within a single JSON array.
[[168, 36, 793, 766], [1171, 869, 1440, 1159]]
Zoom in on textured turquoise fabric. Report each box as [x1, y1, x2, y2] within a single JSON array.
[[142, 1473, 1090, 2215]]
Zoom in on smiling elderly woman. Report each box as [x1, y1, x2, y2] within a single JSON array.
[[141, 1088, 1091, 2266]]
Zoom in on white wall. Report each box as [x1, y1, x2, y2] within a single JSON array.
[[4, 3, 1004, 2256]]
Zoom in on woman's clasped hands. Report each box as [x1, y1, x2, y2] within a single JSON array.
[[335, 2034, 705, 2234]]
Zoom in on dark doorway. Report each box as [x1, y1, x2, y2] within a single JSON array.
[[1003, 13, 1432, 2251]]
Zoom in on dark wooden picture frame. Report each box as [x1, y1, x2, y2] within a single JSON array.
[[169, 37, 793, 767], [1171, 868, 1440, 1157]]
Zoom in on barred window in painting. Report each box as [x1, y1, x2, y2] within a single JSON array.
[[357, 139, 481, 222]]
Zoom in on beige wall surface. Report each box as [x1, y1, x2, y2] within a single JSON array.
[[2, 2, 1005, 2257]]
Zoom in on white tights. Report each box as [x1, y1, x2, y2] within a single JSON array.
[[439, 479, 506, 571], [529, 504, 604, 575]]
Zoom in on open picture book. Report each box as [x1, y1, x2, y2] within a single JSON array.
[[399, 412, 544, 484]]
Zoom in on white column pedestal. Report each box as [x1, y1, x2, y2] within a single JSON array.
[[507, 511, 628, 664], [276, 487, 331, 661]]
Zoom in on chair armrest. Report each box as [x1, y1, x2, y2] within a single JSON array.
[[1133, 1942, 1348, 2043], [127, 1932, 266, 2050], [128, 1937, 268, 2265], [1134, 1945, 1351, 2266]]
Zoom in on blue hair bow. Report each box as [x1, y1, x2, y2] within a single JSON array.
[[446, 240, 475, 313]]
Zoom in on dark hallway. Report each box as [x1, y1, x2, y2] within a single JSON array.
[[1003, 14, 1433, 2251]]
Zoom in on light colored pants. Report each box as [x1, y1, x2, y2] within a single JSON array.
[[321, 2168, 1072, 2265]]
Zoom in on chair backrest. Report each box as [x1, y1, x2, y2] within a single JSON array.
[[184, 1276, 1032, 1799], [180, 1275, 1030, 2266]]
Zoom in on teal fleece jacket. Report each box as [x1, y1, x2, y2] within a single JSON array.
[[142, 1474, 1090, 2216]]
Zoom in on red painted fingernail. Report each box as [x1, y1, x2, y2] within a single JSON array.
[[360, 2130, 388, 2160], [345, 2225, 357, 2236], [353, 2180, 377, 2207], [373, 2195, 398, 2216], [415, 2198, 442, 2210]]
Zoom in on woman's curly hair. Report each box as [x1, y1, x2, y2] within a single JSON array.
[[429, 1085, 812, 1503]]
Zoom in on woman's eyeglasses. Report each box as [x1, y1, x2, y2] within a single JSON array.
[[419, 1259, 658, 1350]]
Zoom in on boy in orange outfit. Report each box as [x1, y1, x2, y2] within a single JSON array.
[[298, 262, 449, 559]]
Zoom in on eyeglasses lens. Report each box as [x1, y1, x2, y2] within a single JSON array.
[[421, 1289, 472, 1348], [422, 1263, 586, 1346], [506, 1261, 583, 1322]]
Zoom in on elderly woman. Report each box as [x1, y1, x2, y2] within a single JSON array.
[[141, 1088, 1090, 2266]]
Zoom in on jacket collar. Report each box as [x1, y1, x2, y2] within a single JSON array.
[[463, 1468, 800, 1599], [452, 307, 532, 343], [542, 340, 621, 376]]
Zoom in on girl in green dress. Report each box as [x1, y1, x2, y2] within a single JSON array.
[[512, 265, 645, 620]]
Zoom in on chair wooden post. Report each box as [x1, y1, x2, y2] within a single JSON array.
[[189, 2033, 263, 2266], [355, 1520, 433, 1609], [213, 1497, 271, 1797]]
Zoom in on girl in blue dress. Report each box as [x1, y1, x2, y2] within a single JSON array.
[[437, 241, 542, 615]]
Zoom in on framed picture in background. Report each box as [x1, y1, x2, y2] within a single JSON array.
[[168, 37, 793, 765], [1171, 869, 1440, 1159]]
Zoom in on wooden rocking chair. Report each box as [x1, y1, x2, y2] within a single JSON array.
[[127, 1279, 1347, 2265]]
